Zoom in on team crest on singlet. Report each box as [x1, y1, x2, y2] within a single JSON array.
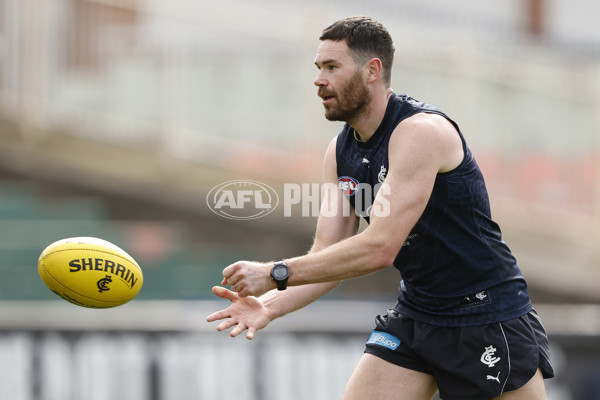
[[378, 165, 387, 183]]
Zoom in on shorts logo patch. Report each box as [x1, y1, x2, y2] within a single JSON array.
[[366, 331, 400, 350], [486, 371, 501, 383], [480, 345, 501, 367]]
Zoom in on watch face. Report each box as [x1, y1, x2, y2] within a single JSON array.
[[273, 264, 289, 280]]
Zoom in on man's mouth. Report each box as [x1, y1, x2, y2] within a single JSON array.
[[320, 94, 335, 105]]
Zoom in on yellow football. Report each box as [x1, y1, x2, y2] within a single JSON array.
[[38, 237, 143, 308]]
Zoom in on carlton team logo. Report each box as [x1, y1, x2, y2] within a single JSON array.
[[97, 275, 112, 293], [480, 345, 501, 367], [338, 176, 359, 196]]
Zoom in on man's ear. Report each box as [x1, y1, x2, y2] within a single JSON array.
[[365, 58, 383, 83]]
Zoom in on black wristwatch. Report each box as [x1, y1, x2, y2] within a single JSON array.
[[270, 261, 290, 291]]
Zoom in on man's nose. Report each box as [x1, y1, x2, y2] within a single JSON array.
[[314, 72, 327, 87]]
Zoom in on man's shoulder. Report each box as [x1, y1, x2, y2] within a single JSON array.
[[389, 111, 464, 174], [397, 111, 455, 134], [392, 111, 457, 141]]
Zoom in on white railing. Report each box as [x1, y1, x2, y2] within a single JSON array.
[[0, 301, 588, 400]]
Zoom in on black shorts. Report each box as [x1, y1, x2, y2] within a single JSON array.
[[364, 309, 554, 400]]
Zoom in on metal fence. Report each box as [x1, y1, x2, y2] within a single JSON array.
[[0, 300, 374, 400], [0, 301, 596, 400], [0, 331, 362, 400]]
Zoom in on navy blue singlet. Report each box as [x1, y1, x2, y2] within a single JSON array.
[[335, 93, 532, 327]]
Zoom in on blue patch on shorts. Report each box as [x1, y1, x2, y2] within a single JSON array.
[[366, 330, 401, 350]]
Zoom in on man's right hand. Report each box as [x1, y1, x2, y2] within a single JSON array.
[[206, 286, 273, 340]]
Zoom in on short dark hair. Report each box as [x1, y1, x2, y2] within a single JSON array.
[[320, 16, 395, 87]]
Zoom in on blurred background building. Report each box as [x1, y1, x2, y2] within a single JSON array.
[[1, 0, 599, 398]]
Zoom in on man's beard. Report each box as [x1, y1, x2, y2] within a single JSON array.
[[323, 71, 370, 123]]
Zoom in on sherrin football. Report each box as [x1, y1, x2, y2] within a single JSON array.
[[38, 237, 143, 308]]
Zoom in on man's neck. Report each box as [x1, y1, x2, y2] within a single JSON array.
[[350, 89, 393, 142]]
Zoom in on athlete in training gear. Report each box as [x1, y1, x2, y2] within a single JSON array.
[[335, 93, 532, 327], [207, 16, 553, 400]]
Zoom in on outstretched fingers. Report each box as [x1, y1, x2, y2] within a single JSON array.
[[229, 322, 247, 338], [205, 287, 236, 323], [226, 322, 256, 340], [211, 286, 238, 301], [216, 318, 238, 332], [206, 310, 227, 323], [207, 284, 268, 340], [246, 326, 257, 340]]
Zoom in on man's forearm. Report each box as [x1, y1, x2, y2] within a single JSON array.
[[285, 227, 396, 287], [260, 281, 340, 320]]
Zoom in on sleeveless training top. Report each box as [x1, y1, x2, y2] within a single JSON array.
[[335, 93, 532, 326]]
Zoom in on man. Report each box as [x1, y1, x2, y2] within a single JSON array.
[[207, 16, 553, 400]]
